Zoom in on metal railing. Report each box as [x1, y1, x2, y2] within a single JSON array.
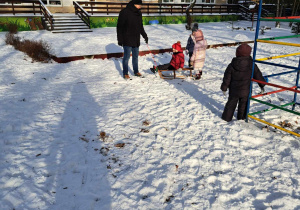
[[73, 1, 90, 28], [39, 0, 53, 30]]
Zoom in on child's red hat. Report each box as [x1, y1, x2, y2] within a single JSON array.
[[172, 41, 182, 51]]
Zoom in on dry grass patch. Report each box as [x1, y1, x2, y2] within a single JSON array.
[[5, 32, 53, 63]]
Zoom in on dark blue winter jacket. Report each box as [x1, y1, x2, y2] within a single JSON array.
[[186, 35, 195, 54]]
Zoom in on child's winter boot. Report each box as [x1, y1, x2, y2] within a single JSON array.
[[150, 66, 158, 74], [195, 74, 201, 80]]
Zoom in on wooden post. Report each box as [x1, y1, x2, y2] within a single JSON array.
[[33, 3, 35, 15], [12, 0, 15, 15], [159, 4, 161, 15]]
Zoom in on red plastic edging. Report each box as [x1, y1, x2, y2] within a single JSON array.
[[263, 16, 300, 19], [52, 41, 254, 63]]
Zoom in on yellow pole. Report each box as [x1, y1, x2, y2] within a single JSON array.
[[257, 40, 300, 47], [256, 52, 300, 61], [248, 115, 300, 137]]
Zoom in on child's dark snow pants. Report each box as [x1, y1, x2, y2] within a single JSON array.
[[188, 52, 193, 67], [221, 96, 248, 122], [157, 63, 176, 70]]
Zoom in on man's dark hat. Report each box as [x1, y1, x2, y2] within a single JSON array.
[[132, 0, 142, 4]]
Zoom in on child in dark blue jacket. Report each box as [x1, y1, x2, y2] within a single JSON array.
[[185, 26, 198, 67]]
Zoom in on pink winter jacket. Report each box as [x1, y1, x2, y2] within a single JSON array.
[[190, 39, 207, 70]]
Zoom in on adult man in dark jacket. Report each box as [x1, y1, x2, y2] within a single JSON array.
[[117, 0, 148, 79], [221, 44, 265, 122]]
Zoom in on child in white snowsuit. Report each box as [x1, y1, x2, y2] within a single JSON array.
[[190, 29, 207, 80]]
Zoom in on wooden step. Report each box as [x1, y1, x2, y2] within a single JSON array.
[[50, 26, 90, 30], [47, 23, 87, 27], [52, 29, 93, 33]]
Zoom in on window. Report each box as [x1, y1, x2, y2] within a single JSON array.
[[42, 0, 61, 6], [163, 0, 174, 2], [0, 1, 21, 4], [201, 0, 215, 3]]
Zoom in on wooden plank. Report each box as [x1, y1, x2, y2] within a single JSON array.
[[158, 68, 192, 79]]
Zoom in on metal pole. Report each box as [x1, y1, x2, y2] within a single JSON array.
[[292, 58, 300, 110], [246, 0, 263, 122]]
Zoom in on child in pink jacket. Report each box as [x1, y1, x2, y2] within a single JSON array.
[[190, 29, 207, 80]]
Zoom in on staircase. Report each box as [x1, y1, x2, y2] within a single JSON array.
[[238, 4, 274, 21], [44, 14, 92, 33], [240, 13, 258, 21]]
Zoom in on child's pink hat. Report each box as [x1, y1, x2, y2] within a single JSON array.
[[194, 29, 204, 41]]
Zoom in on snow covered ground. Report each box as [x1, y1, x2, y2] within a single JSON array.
[[0, 21, 300, 210]]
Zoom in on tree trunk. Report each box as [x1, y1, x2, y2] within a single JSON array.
[[276, 0, 280, 28], [185, 0, 196, 30], [289, 0, 297, 26]]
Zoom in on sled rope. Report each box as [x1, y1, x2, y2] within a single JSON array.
[[146, 44, 158, 69]]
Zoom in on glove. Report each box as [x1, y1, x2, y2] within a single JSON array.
[[222, 91, 227, 96], [118, 42, 123, 46], [185, 50, 189, 55], [144, 37, 148, 44], [259, 87, 265, 94]]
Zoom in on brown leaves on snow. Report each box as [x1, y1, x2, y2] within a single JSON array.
[[142, 120, 150, 126], [99, 131, 108, 141], [278, 120, 293, 129], [114, 143, 125, 148]]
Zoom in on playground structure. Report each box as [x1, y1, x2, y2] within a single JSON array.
[[246, 0, 300, 137]]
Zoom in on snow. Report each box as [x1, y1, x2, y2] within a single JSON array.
[[0, 21, 300, 210]]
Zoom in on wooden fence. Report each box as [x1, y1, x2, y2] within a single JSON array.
[[0, 1, 276, 17], [0, 0, 42, 15], [76, 2, 241, 15]]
